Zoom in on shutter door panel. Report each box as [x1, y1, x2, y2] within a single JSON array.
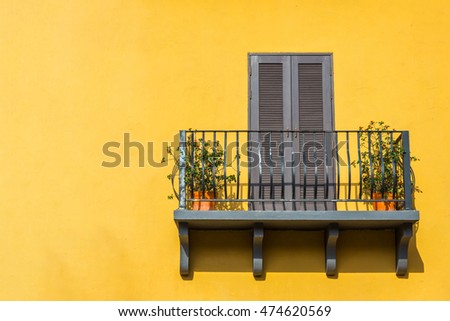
[[292, 57, 335, 210], [249, 56, 291, 210], [299, 63, 325, 210], [249, 54, 334, 211], [259, 63, 284, 209]]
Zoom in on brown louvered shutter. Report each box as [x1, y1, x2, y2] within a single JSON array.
[[249, 54, 334, 211], [259, 63, 284, 210], [294, 62, 327, 210], [249, 56, 291, 210]]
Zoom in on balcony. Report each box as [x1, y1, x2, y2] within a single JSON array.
[[172, 130, 420, 277]]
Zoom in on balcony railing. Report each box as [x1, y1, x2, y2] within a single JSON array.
[[175, 129, 415, 211], [173, 129, 420, 277]]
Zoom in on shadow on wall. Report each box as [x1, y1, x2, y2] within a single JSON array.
[[187, 229, 424, 279]]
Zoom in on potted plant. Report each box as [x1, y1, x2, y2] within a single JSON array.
[[164, 134, 236, 210], [351, 121, 421, 210]]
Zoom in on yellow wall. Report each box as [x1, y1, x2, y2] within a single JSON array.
[[1, 0, 449, 300]]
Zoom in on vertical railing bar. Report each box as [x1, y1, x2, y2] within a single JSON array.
[[313, 132, 318, 210], [402, 131, 413, 210], [292, 130, 296, 210], [357, 131, 362, 199], [324, 132, 329, 199], [302, 132, 307, 210], [281, 131, 285, 200], [324, 132, 328, 210], [247, 131, 251, 202], [335, 132, 340, 200], [391, 132, 398, 209], [190, 131, 195, 201], [201, 131, 205, 198], [346, 131, 351, 200], [212, 131, 217, 199], [269, 131, 274, 200], [379, 132, 385, 198], [179, 130, 186, 209], [224, 132, 228, 199], [257, 132, 263, 208], [236, 131, 240, 200], [368, 132, 374, 199]]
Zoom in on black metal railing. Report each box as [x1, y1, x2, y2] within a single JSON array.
[[175, 130, 415, 211]]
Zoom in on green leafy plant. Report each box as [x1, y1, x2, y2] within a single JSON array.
[[351, 121, 421, 201], [163, 133, 236, 199]]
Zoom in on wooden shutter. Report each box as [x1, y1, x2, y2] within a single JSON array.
[[259, 63, 284, 210], [291, 57, 334, 210], [249, 56, 291, 210], [249, 54, 334, 211]]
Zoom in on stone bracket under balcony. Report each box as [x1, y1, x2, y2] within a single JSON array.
[[174, 210, 419, 278]]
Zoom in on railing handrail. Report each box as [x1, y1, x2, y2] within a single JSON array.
[[181, 129, 405, 133]]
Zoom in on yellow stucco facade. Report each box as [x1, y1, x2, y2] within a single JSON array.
[[1, 0, 449, 300]]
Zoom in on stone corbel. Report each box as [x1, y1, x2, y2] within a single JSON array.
[[178, 222, 189, 276], [253, 223, 264, 278], [396, 223, 413, 276], [325, 223, 339, 276]]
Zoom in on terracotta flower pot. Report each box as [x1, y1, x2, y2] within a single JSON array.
[[372, 192, 396, 211], [192, 191, 216, 210]]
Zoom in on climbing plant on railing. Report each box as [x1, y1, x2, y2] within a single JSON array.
[[351, 121, 421, 208], [163, 132, 236, 201]]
